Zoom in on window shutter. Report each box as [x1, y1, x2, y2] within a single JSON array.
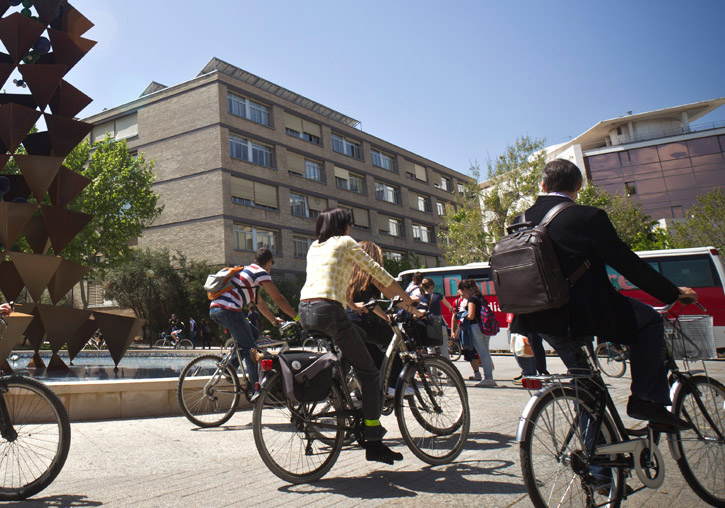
[[230, 176, 254, 201], [352, 207, 369, 227], [309, 196, 327, 211], [287, 152, 306, 173], [399, 158, 414, 173], [302, 119, 321, 137], [284, 112, 303, 132], [254, 182, 278, 208], [92, 122, 114, 143], [334, 166, 349, 180], [414, 164, 427, 182], [115, 113, 138, 139]]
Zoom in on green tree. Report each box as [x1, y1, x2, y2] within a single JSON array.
[[383, 253, 420, 278], [671, 187, 725, 252], [62, 137, 164, 308]]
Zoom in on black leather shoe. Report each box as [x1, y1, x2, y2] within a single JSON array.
[[364, 441, 403, 464], [627, 396, 692, 430]]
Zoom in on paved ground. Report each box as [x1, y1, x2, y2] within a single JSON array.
[[14, 355, 724, 508]]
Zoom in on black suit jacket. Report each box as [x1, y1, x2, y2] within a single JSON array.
[[511, 195, 680, 343]]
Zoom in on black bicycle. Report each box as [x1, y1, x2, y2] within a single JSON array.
[[252, 298, 470, 483], [518, 302, 724, 507], [0, 317, 71, 500]]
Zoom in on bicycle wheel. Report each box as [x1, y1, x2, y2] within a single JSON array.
[[395, 356, 469, 465], [448, 339, 462, 362], [594, 342, 627, 378], [154, 338, 169, 348], [253, 373, 344, 483], [673, 375, 725, 507], [178, 339, 193, 349], [177, 355, 241, 428], [0, 376, 71, 500], [520, 385, 625, 508]]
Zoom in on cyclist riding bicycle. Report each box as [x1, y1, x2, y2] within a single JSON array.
[[511, 159, 697, 430], [298, 207, 422, 464]]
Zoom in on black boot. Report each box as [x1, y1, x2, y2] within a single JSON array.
[[627, 396, 691, 430], [363, 441, 403, 465]]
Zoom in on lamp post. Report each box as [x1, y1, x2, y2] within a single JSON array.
[[146, 269, 154, 347]]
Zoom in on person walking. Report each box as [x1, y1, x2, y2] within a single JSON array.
[[200, 318, 212, 349], [419, 277, 455, 358], [188, 316, 198, 349], [459, 279, 496, 387]]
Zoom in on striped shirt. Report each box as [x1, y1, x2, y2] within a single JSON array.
[[210, 264, 271, 311], [300, 235, 395, 306]]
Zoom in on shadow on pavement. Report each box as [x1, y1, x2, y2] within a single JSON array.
[[464, 431, 516, 452], [2, 495, 103, 507]]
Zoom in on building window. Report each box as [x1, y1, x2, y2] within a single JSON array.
[[90, 113, 138, 143], [379, 215, 403, 237], [332, 133, 362, 159], [341, 206, 370, 230], [371, 149, 396, 172], [234, 224, 278, 252], [374, 181, 401, 204], [334, 167, 365, 194], [230, 176, 278, 210], [229, 134, 272, 168], [290, 192, 327, 219], [457, 183, 465, 194], [287, 152, 324, 183], [412, 223, 434, 243], [284, 112, 322, 145], [416, 194, 432, 213], [624, 181, 637, 196], [436, 202, 445, 216], [403, 161, 427, 182], [383, 250, 404, 261], [439, 175, 451, 191], [671, 205, 684, 218], [227, 92, 270, 126], [293, 236, 314, 258]]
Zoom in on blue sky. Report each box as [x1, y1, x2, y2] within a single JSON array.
[[60, 0, 725, 178]]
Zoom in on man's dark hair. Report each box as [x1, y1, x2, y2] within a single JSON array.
[[315, 207, 353, 242], [255, 247, 274, 266], [542, 159, 583, 193]]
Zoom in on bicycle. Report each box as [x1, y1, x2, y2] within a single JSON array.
[[517, 301, 724, 508], [448, 332, 462, 361], [155, 331, 193, 349], [177, 323, 294, 427], [252, 298, 471, 483], [593, 340, 629, 378], [0, 316, 71, 500]]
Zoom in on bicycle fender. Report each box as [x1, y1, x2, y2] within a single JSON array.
[[665, 375, 700, 461]]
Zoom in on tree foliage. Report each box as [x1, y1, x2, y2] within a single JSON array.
[[670, 187, 725, 252]]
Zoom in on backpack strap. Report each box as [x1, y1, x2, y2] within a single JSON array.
[[538, 201, 591, 286]]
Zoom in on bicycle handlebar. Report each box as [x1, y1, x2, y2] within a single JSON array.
[[652, 300, 707, 314]]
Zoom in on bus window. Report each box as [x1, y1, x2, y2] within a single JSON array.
[[658, 257, 719, 287], [442, 276, 461, 297]]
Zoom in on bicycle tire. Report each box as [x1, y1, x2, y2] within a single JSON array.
[[178, 339, 193, 349], [395, 356, 470, 465], [177, 355, 241, 428], [253, 372, 344, 483], [448, 339, 462, 361], [594, 342, 627, 378], [0, 376, 71, 500], [154, 338, 169, 348], [519, 385, 625, 508], [673, 375, 725, 507]]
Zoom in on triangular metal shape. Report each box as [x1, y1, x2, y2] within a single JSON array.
[[22, 215, 51, 254], [0, 154, 9, 172], [46, 28, 96, 73], [21, 131, 51, 156], [66, 317, 98, 361], [18, 64, 68, 112], [50, 3, 94, 37], [26, 351, 46, 369], [40, 204, 93, 254], [2, 174, 31, 202], [13, 154, 63, 201], [0, 103, 42, 153], [36, 303, 91, 353], [93, 312, 144, 366], [0, 93, 36, 109], [48, 79, 92, 118], [7, 251, 62, 302], [48, 165, 90, 208], [0, 13, 46, 64], [17, 304, 45, 352], [0, 62, 15, 92], [0, 1, 10, 19], [47, 257, 90, 304], [0, 311, 33, 367], [44, 114, 93, 158], [0, 259, 25, 302], [0, 202, 39, 249], [32, 0, 65, 26], [46, 352, 71, 372]]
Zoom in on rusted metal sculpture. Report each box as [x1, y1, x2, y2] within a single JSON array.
[[0, 1, 143, 370]]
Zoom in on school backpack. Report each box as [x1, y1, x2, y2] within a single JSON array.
[[476, 295, 500, 336], [204, 266, 245, 300], [489, 202, 590, 314]]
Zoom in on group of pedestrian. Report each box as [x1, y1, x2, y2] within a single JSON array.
[[166, 314, 213, 349]]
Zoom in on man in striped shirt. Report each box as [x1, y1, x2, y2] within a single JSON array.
[[209, 248, 297, 392]]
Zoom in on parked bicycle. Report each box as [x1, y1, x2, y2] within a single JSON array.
[[0, 315, 71, 500], [252, 298, 470, 483], [593, 341, 629, 378], [155, 331, 193, 349], [517, 302, 724, 507], [177, 323, 295, 427]]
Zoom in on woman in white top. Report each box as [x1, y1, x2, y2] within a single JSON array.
[[299, 208, 419, 465]]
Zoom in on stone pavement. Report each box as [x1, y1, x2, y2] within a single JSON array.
[[16, 355, 724, 508]]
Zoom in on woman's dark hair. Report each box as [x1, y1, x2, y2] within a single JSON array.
[[315, 207, 353, 242], [542, 159, 583, 193], [458, 278, 482, 296]]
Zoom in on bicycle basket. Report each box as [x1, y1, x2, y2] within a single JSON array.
[[277, 350, 336, 402], [665, 315, 716, 361]]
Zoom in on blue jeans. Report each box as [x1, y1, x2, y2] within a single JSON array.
[[470, 324, 494, 380], [541, 296, 670, 404], [209, 307, 258, 388]]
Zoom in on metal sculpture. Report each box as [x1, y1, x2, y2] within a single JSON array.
[[0, 0, 144, 370]]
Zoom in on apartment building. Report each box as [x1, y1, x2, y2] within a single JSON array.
[[83, 57, 472, 280], [546, 98, 725, 222]]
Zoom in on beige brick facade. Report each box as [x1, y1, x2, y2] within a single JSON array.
[[84, 58, 473, 278]]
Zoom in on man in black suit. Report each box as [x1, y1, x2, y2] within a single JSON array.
[[512, 159, 697, 429]]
